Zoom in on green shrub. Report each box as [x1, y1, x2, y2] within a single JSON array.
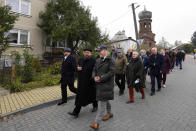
[[43, 77, 59, 86], [11, 77, 24, 92], [33, 58, 42, 72], [11, 51, 23, 77], [23, 48, 35, 83], [49, 62, 61, 75], [24, 81, 45, 89]]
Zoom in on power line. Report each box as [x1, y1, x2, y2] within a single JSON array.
[[102, 9, 132, 27]]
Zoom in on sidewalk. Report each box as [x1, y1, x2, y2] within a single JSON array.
[[0, 84, 75, 116]]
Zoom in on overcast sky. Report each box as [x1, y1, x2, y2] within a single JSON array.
[[80, 0, 196, 44]]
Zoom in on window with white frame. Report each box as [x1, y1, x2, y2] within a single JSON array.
[[6, 0, 31, 16], [7, 29, 30, 45]]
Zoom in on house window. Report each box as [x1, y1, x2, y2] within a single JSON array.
[[149, 43, 152, 47], [8, 29, 30, 45], [58, 41, 66, 48], [6, 0, 31, 16]]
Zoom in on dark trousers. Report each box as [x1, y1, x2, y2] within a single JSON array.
[[176, 59, 182, 69], [115, 74, 125, 92], [162, 73, 167, 84], [150, 73, 162, 93], [61, 78, 77, 102], [172, 60, 175, 69], [73, 101, 98, 114]]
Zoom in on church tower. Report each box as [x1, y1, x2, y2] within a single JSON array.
[[138, 7, 156, 48]]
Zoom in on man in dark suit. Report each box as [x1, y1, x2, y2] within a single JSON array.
[[58, 48, 77, 105], [148, 47, 164, 96]]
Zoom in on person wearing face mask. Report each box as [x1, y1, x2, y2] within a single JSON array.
[[68, 48, 98, 118], [115, 49, 128, 96], [90, 45, 115, 130], [126, 51, 145, 104], [58, 48, 77, 105], [160, 49, 171, 88], [148, 48, 164, 96]]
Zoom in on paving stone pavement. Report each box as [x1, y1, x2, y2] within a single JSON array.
[[0, 56, 196, 131]]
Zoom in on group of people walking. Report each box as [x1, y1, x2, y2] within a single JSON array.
[[57, 45, 185, 130]]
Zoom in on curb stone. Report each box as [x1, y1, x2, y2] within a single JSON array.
[[0, 95, 75, 121]]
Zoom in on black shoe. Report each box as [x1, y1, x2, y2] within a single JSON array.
[[68, 112, 79, 118], [150, 92, 155, 96], [92, 107, 98, 112], [156, 89, 161, 92], [57, 101, 67, 106], [119, 91, 124, 96], [180, 68, 182, 70]]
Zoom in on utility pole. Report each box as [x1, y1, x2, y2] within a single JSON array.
[[131, 3, 140, 51]]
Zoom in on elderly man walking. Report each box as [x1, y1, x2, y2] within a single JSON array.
[[115, 49, 128, 96], [90, 45, 115, 130], [148, 48, 164, 96], [140, 50, 149, 88]]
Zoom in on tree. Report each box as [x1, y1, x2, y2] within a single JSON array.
[[181, 43, 195, 53], [191, 31, 196, 47], [0, 6, 18, 58], [38, 0, 108, 54], [174, 40, 183, 46]]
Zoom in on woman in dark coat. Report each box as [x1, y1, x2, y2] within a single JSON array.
[[160, 49, 172, 88], [126, 51, 145, 103], [68, 49, 97, 118]]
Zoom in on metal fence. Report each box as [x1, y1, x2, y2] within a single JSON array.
[[0, 59, 12, 84]]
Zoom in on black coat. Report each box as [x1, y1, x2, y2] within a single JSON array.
[[60, 55, 76, 83], [126, 57, 144, 87], [148, 54, 164, 75], [126, 53, 132, 62], [92, 56, 115, 101], [75, 57, 96, 106], [176, 52, 185, 61]]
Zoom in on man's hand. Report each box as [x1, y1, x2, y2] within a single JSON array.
[[77, 66, 82, 71], [160, 71, 162, 73], [94, 76, 100, 83]]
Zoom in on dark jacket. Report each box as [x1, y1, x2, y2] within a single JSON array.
[[176, 51, 185, 61], [110, 50, 117, 60], [126, 57, 144, 87], [141, 55, 149, 75], [148, 53, 164, 75], [60, 55, 76, 83], [92, 56, 115, 101], [126, 53, 132, 62], [163, 54, 172, 74], [169, 51, 175, 62], [75, 57, 96, 106], [115, 55, 128, 75]]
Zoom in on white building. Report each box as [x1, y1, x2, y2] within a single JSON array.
[[110, 31, 137, 53]]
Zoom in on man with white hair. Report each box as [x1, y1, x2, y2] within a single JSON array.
[[140, 49, 149, 88], [148, 48, 164, 96]]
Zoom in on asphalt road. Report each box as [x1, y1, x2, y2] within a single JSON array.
[[1, 55, 196, 131]]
